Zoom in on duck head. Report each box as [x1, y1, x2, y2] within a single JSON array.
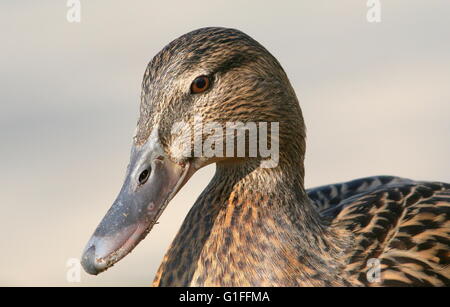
[[81, 27, 305, 275]]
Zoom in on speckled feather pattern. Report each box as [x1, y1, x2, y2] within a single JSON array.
[[310, 176, 450, 286], [133, 28, 450, 286]]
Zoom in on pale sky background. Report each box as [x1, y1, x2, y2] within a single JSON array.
[[0, 1, 449, 286]]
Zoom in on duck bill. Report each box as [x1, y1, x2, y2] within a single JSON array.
[[81, 133, 193, 275]]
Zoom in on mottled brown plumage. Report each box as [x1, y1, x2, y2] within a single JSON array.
[[118, 27, 450, 286]]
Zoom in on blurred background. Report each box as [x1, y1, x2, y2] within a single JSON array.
[[0, 1, 449, 286]]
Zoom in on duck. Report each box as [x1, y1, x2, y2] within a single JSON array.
[[81, 27, 450, 286]]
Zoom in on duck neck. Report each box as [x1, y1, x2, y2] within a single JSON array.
[[202, 161, 351, 286], [153, 159, 352, 286]]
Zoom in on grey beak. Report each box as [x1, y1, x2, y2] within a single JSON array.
[[81, 132, 192, 275]]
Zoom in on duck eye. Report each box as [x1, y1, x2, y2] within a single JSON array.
[[191, 75, 210, 94], [138, 168, 150, 185]]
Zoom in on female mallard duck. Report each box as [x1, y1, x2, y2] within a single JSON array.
[[81, 27, 450, 286]]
